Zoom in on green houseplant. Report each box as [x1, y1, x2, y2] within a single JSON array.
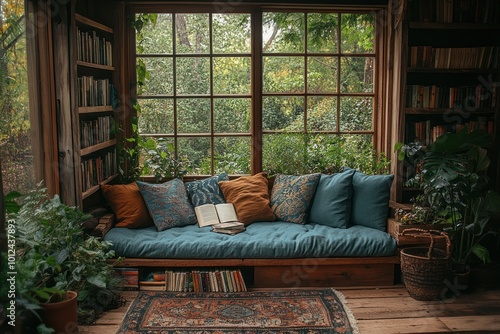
[[397, 129, 500, 272], [8, 185, 121, 333]]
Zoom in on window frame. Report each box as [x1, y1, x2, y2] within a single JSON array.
[[129, 3, 384, 177]]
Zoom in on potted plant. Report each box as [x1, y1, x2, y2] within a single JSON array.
[[8, 185, 121, 333], [397, 129, 500, 283]]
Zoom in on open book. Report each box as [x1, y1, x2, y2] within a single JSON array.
[[194, 203, 240, 228]]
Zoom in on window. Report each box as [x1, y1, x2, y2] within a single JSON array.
[[134, 6, 378, 176]]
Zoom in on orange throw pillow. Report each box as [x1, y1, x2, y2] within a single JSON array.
[[218, 173, 275, 226], [101, 183, 153, 228]]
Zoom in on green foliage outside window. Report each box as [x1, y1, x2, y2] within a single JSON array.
[[131, 10, 388, 178]]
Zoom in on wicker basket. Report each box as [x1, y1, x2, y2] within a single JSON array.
[[400, 228, 452, 301]]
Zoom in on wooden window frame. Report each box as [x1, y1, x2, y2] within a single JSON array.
[[127, 3, 387, 178]]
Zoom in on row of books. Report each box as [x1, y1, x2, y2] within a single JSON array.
[[406, 84, 498, 109], [77, 76, 112, 107], [80, 116, 115, 149], [80, 150, 117, 192], [409, 46, 499, 69], [136, 268, 247, 292], [166, 269, 247, 292], [409, 118, 494, 145], [76, 27, 113, 66], [410, 0, 500, 24]]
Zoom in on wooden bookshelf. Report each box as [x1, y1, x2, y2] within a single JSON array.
[[72, 6, 118, 210], [396, 0, 500, 203]]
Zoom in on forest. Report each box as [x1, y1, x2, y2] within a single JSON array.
[[134, 10, 389, 179], [0, 0, 34, 194]]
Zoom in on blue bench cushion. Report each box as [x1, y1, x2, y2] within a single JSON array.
[[104, 221, 397, 258]]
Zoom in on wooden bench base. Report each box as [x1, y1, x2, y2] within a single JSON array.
[[113, 256, 400, 288]]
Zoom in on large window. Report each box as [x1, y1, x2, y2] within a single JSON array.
[[135, 6, 378, 176]]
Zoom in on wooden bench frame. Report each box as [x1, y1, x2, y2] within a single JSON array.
[[112, 256, 400, 288]]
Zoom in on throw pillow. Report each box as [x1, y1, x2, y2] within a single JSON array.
[[308, 169, 356, 228], [218, 172, 275, 225], [100, 182, 153, 228], [137, 179, 197, 231], [185, 173, 229, 207], [348, 169, 394, 231], [270, 173, 321, 224]]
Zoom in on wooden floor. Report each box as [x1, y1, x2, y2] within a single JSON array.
[[80, 285, 500, 334]]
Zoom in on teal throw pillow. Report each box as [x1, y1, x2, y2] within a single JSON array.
[[348, 169, 394, 231], [137, 179, 197, 231], [270, 173, 321, 224], [308, 169, 355, 228], [185, 173, 229, 207]]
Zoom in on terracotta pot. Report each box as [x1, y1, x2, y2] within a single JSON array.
[[40, 291, 78, 334]]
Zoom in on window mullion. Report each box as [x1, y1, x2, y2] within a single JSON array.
[[251, 9, 263, 174], [172, 14, 178, 158], [209, 13, 215, 175]]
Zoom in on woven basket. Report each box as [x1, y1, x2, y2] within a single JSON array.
[[400, 228, 452, 301]]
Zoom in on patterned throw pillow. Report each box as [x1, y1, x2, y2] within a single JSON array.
[[185, 173, 229, 207], [270, 173, 321, 224], [137, 179, 197, 231]]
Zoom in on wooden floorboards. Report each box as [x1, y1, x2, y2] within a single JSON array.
[[80, 286, 500, 334]]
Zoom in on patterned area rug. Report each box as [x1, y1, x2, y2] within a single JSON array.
[[117, 288, 359, 334]]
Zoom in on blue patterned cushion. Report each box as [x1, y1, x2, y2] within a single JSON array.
[[270, 173, 321, 224], [137, 179, 197, 231], [185, 173, 228, 207]]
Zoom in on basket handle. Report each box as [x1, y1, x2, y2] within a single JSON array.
[[400, 228, 451, 259]]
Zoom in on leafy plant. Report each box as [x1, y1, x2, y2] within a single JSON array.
[[9, 186, 122, 320], [396, 130, 500, 265]]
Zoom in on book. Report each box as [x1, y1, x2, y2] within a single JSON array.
[[195, 203, 240, 227], [139, 281, 166, 291]]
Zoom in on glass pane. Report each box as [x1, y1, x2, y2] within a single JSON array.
[[138, 57, 173, 95], [307, 97, 337, 131], [178, 137, 211, 175], [213, 57, 251, 94], [262, 133, 307, 175], [305, 134, 343, 174], [340, 57, 374, 93], [214, 98, 251, 133], [176, 57, 210, 94], [139, 137, 175, 177], [213, 14, 251, 53], [214, 137, 251, 174], [1, 0, 35, 194], [262, 12, 304, 53], [340, 96, 373, 131], [177, 98, 210, 134], [175, 13, 209, 54], [263, 96, 304, 131], [263, 56, 304, 93], [341, 13, 375, 53], [338, 134, 379, 172], [307, 13, 338, 53], [307, 57, 337, 93], [137, 98, 174, 134], [136, 14, 173, 54]]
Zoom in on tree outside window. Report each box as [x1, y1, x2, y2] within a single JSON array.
[[134, 8, 386, 177]]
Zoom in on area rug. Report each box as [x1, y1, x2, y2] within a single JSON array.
[[116, 288, 359, 334]]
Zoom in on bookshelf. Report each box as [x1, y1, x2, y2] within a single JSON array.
[[70, 9, 119, 209], [116, 267, 249, 292], [398, 0, 500, 203]]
